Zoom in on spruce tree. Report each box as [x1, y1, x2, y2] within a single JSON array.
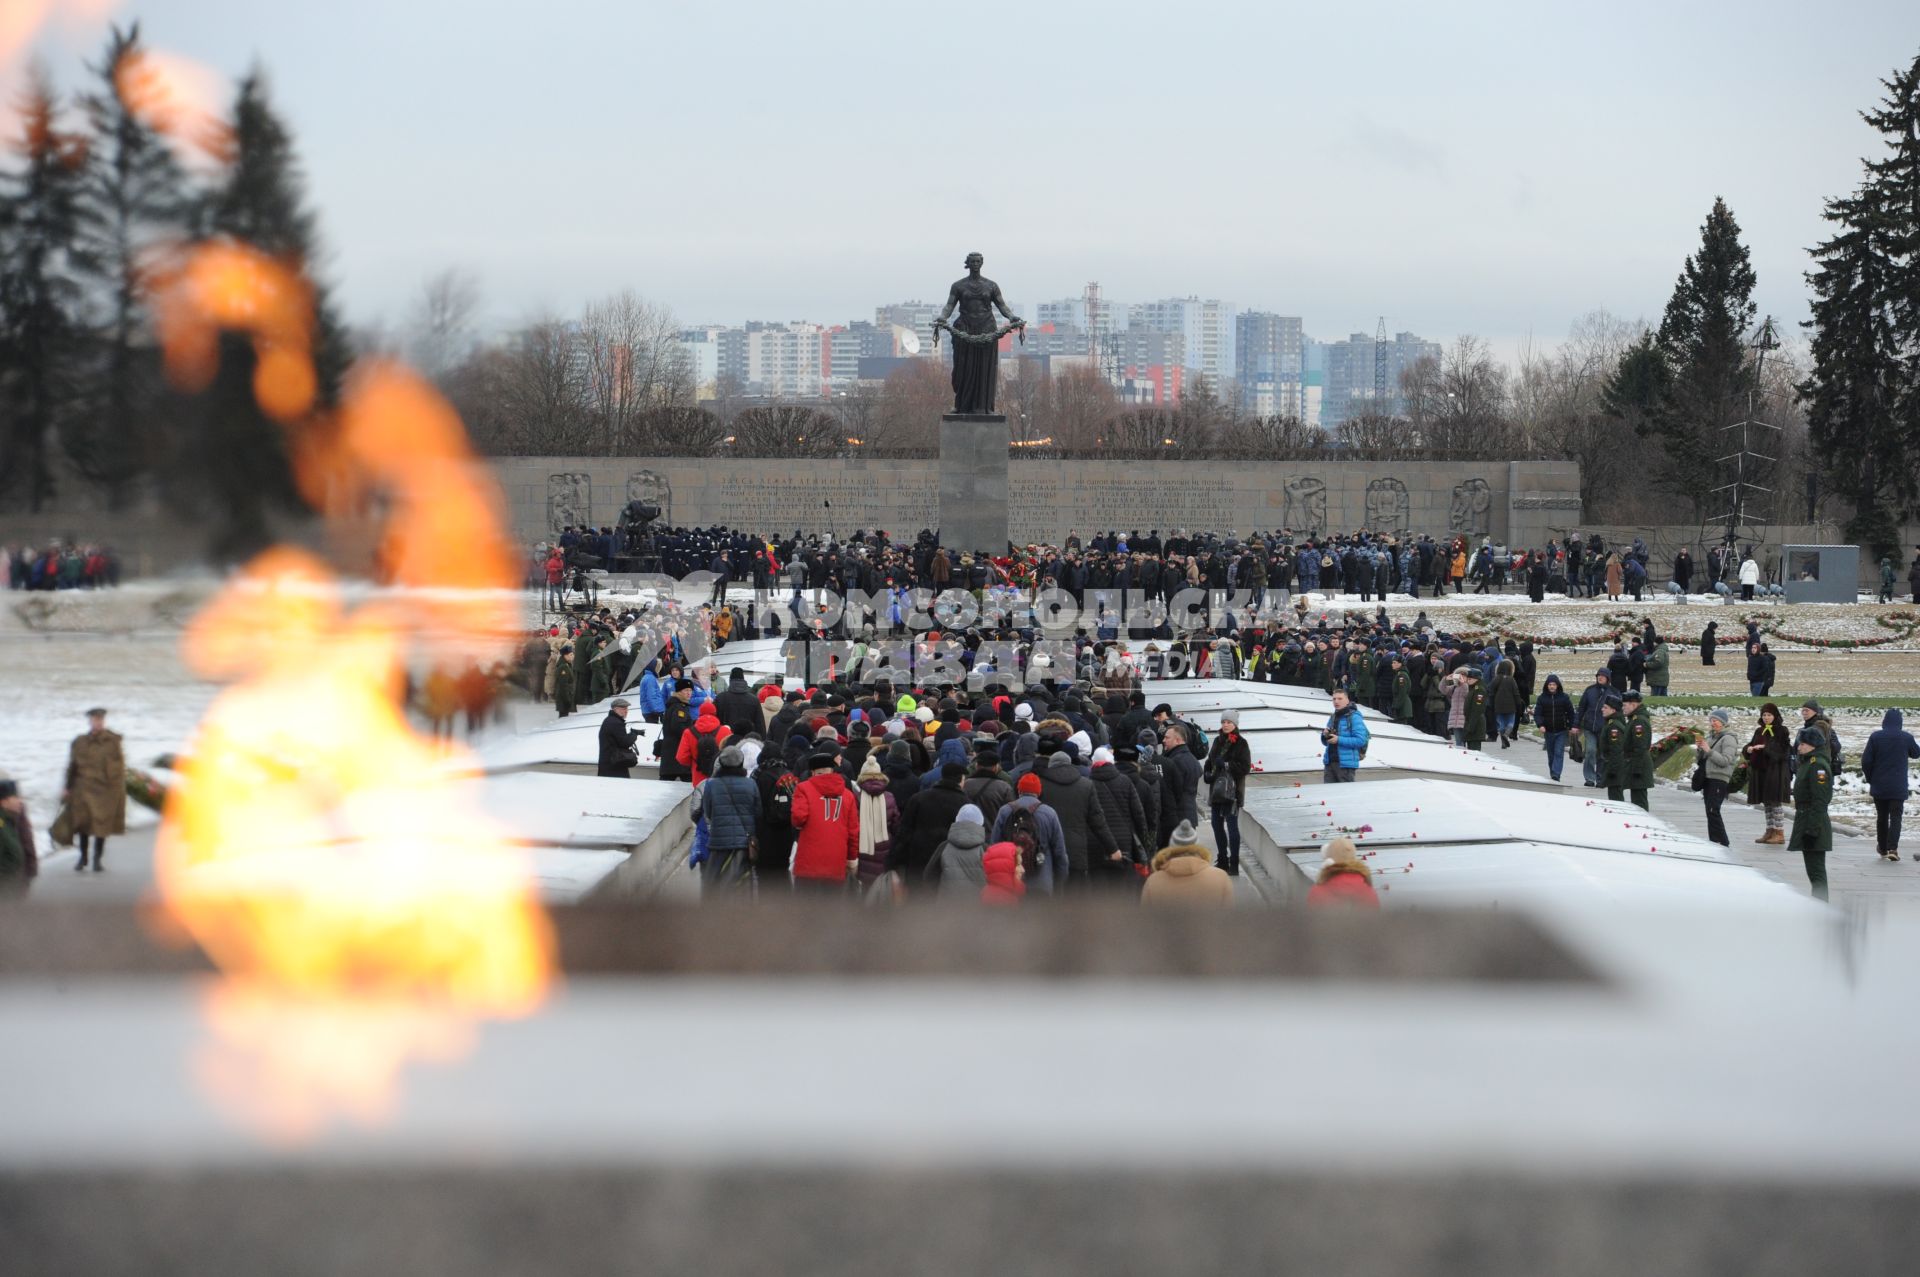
[[0, 71, 97, 512], [172, 70, 352, 560], [71, 23, 192, 507], [1804, 53, 1920, 555], [1643, 198, 1758, 517]]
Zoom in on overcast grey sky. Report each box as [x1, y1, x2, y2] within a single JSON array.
[[20, 0, 1920, 355]]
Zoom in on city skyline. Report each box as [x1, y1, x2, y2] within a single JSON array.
[[13, 1, 1919, 367]]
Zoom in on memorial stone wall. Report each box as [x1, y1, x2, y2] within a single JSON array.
[[493, 456, 1582, 550]]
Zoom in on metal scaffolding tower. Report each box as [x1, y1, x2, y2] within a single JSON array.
[[1373, 316, 1388, 409], [1704, 316, 1782, 549]]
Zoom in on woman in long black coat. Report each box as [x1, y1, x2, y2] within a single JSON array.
[[1700, 621, 1718, 666], [1743, 702, 1791, 844]]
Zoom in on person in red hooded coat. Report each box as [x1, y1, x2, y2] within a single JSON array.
[[980, 839, 1024, 905], [676, 700, 732, 787], [790, 752, 859, 894], [1306, 836, 1379, 909]]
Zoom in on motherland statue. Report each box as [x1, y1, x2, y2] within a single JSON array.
[[932, 252, 1025, 415]]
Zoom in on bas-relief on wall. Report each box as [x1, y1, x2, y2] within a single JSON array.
[[523, 461, 1574, 541], [1364, 477, 1410, 533], [1282, 476, 1326, 532], [546, 473, 592, 534], [1449, 478, 1493, 536]]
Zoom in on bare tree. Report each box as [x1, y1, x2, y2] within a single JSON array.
[[501, 317, 594, 454], [1046, 364, 1120, 455], [578, 290, 690, 452], [636, 404, 727, 456], [1407, 335, 1518, 459], [405, 268, 483, 379], [874, 360, 948, 454], [730, 404, 843, 456], [1335, 412, 1420, 458], [1215, 414, 1328, 459], [1522, 311, 1650, 517]]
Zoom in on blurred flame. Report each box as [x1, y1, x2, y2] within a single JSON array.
[[0, 1, 120, 74], [152, 238, 552, 1139], [112, 46, 228, 163]]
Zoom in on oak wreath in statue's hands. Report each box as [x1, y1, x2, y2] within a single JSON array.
[[932, 252, 1025, 415]]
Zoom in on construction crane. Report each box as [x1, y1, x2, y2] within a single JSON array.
[[1373, 316, 1388, 409], [1083, 281, 1102, 360]]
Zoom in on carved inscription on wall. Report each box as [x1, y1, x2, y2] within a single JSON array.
[[1510, 495, 1582, 511], [1364, 477, 1410, 532], [720, 473, 937, 537], [1006, 475, 1246, 546], [546, 472, 592, 534]]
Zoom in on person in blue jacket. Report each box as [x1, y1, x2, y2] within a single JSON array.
[[1860, 708, 1920, 861], [637, 659, 672, 723], [1321, 687, 1371, 783]]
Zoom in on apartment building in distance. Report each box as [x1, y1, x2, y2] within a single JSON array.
[[1318, 330, 1442, 425]]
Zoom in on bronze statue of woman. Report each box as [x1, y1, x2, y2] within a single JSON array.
[[933, 252, 1023, 415]]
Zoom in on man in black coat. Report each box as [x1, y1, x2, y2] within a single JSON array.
[[1156, 725, 1203, 846], [1038, 750, 1120, 886], [596, 698, 641, 778], [711, 667, 764, 742], [893, 762, 970, 879]]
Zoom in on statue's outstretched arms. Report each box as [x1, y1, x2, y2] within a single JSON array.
[[991, 283, 1022, 325]]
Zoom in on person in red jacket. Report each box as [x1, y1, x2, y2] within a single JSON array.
[[980, 839, 1024, 905], [1306, 836, 1379, 910], [676, 700, 732, 786], [543, 549, 565, 610], [789, 752, 859, 894]]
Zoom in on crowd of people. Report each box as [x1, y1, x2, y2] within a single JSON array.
[[530, 522, 1920, 622], [3, 542, 121, 591], [504, 518, 1920, 910], [594, 660, 1381, 910]]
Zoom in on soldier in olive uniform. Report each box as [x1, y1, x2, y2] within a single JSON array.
[[572, 630, 595, 707], [589, 636, 613, 705], [1600, 694, 1629, 803], [1463, 669, 1488, 751], [1789, 728, 1834, 902], [1353, 644, 1375, 703], [1422, 664, 1450, 738], [1620, 688, 1654, 811], [554, 645, 577, 718], [64, 708, 126, 872], [1390, 655, 1414, 724]]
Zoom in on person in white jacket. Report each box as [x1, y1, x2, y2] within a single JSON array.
[[1737, 555, 1761, 602]]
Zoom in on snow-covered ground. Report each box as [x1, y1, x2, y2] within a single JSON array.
[[0, 629, 214, 839]]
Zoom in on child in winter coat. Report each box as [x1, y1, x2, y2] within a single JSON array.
[[1307, 837, 1379, 909]]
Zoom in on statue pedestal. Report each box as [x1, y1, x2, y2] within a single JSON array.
[[938, 413, 1008, 555]]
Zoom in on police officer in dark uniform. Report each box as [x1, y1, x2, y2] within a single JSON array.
[[1620, 688, 1654, 811], [1789, 728, 1834, 901], [1600, 693, 1628, 803]]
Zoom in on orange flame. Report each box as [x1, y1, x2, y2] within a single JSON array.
[[0, 1, 120, 75], [112, 46, 229, 163], [151, 240, 552, 1139]]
